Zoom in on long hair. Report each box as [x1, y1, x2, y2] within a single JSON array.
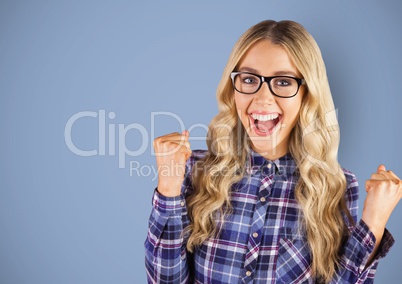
[[185, 20, 353, 282]]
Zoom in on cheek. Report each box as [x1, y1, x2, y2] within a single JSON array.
[[283, 98, 302, 115], [284, 101, 303, 126], [234, 94, 252, 114], [234, 95, 252, 127]]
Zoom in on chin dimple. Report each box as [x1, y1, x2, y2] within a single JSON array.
[[251, 113, 279, 121]]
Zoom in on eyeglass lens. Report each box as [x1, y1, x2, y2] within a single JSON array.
[[233, 73, 299, 97]]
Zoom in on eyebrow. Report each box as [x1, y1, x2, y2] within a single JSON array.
[[237, 66, 299, 77]]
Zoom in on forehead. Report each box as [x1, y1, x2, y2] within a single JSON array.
[[238, 40, 301, 77]]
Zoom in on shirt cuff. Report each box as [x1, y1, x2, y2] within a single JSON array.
[[353, 219, 376, 252], [152, 188, 187, 216], [371, 227, 395, 259], [356, 219, 395, 261]]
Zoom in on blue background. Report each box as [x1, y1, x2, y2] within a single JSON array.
[[1, 0, 401, 283]]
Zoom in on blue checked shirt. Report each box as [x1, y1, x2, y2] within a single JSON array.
[[145, 150, 394, 283]]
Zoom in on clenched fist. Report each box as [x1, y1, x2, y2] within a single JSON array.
[[153, 130, 192, 197], [362, 165, 401, 253]]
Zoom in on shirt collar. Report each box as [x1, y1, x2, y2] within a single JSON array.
[[245, 149, 297, 177]]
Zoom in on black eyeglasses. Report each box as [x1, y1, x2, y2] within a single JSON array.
[[230, 71, 306, 98]]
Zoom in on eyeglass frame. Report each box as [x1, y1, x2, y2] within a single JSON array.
[[230, 71, 306, 98]]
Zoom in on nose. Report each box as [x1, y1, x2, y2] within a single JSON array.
[[254, 81, 276, 106]]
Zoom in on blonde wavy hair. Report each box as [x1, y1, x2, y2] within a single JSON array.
[[185, 20, 354, 282]]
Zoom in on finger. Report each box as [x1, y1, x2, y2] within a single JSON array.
[[160, 140, 191, 151], [162, 131, 189, 142], [154, 132, 181, 145], [373, 169, 401, 182], [161, 135, 190, 149], [377, 164, 386, 173], [365, 179, 387, 193], [154, 141, 190, 157], [180, 130, 189, 143], [182, 130, 189, 138], [383, 169, 401, 181], [365, 179, 374, 192], [161, 132, 181, 138], [178, 140, 191, 150], [154, 131, 191, 158], [182, 146, 192, 160], [370, 173, 388, 180], [157, 138, 190, 147], [159, 133, 184, 141], [155, 134, 187, 145], [178, 131, 191, 149]]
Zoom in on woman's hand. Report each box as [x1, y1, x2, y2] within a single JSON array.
[[153, 130, 192, 197], [362, 165, 402, 241]]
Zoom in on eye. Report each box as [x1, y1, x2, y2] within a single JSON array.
[[239, 74, 259, 85], [244, 77, 255, 84], [272, 77, 294, 87]]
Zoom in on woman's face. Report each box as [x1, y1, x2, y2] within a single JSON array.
[[234, 40, 305, 160]]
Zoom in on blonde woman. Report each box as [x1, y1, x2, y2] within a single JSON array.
[[145, 20, 400, 283]]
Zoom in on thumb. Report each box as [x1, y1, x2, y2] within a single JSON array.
[[377, 164, 386, 173], [182, 130, 189, 139]]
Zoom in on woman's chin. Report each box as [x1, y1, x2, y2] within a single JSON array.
[[247, 129, 288, 159]]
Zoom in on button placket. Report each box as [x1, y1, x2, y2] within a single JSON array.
[[261, 162, 274, 176], [244, 188, 268, 275]]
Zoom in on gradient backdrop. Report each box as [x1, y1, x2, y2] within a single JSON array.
[[1, 0, 401, 283]]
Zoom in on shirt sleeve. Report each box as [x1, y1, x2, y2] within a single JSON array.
[[331, 171, 395, 283], [144, 152, 201, 284], [144, 189, 191, 283]]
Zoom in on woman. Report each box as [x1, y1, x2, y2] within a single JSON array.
[[145, 20, 400, 283]]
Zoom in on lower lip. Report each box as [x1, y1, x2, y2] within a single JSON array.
[[249, 115, 281, 137]]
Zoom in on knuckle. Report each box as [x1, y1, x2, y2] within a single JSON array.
[[154, 136, 163, 145], [365, 180, 372, 190]]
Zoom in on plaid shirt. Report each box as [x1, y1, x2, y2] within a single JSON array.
[[145, 150, 394, 283]]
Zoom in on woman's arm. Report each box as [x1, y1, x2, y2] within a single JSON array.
[[331, 169, 396, 283], [144, 189, 191, 283], [145, 131, 196, 283], [362, 165, 401, 265]]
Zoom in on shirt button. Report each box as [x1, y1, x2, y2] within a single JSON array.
[[260, 197, 266, 202], [180, 201, 185, 207], [246, 271, 252, 277], [252, 232, 258, 238], [267, 163, 272, 169]]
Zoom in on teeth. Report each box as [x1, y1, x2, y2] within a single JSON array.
[[251, 113, 279, 121]]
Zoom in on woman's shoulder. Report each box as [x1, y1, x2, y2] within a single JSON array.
[[191, 149, 208, 159], [186, 149, 208, 171], [182, 150, 208, 194], [341, 167, 359, 188]]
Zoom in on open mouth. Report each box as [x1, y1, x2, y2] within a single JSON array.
[[249, 113, 281, 136]]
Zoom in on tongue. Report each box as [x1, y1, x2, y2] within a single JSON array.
[[255, 119, 276, 133]]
